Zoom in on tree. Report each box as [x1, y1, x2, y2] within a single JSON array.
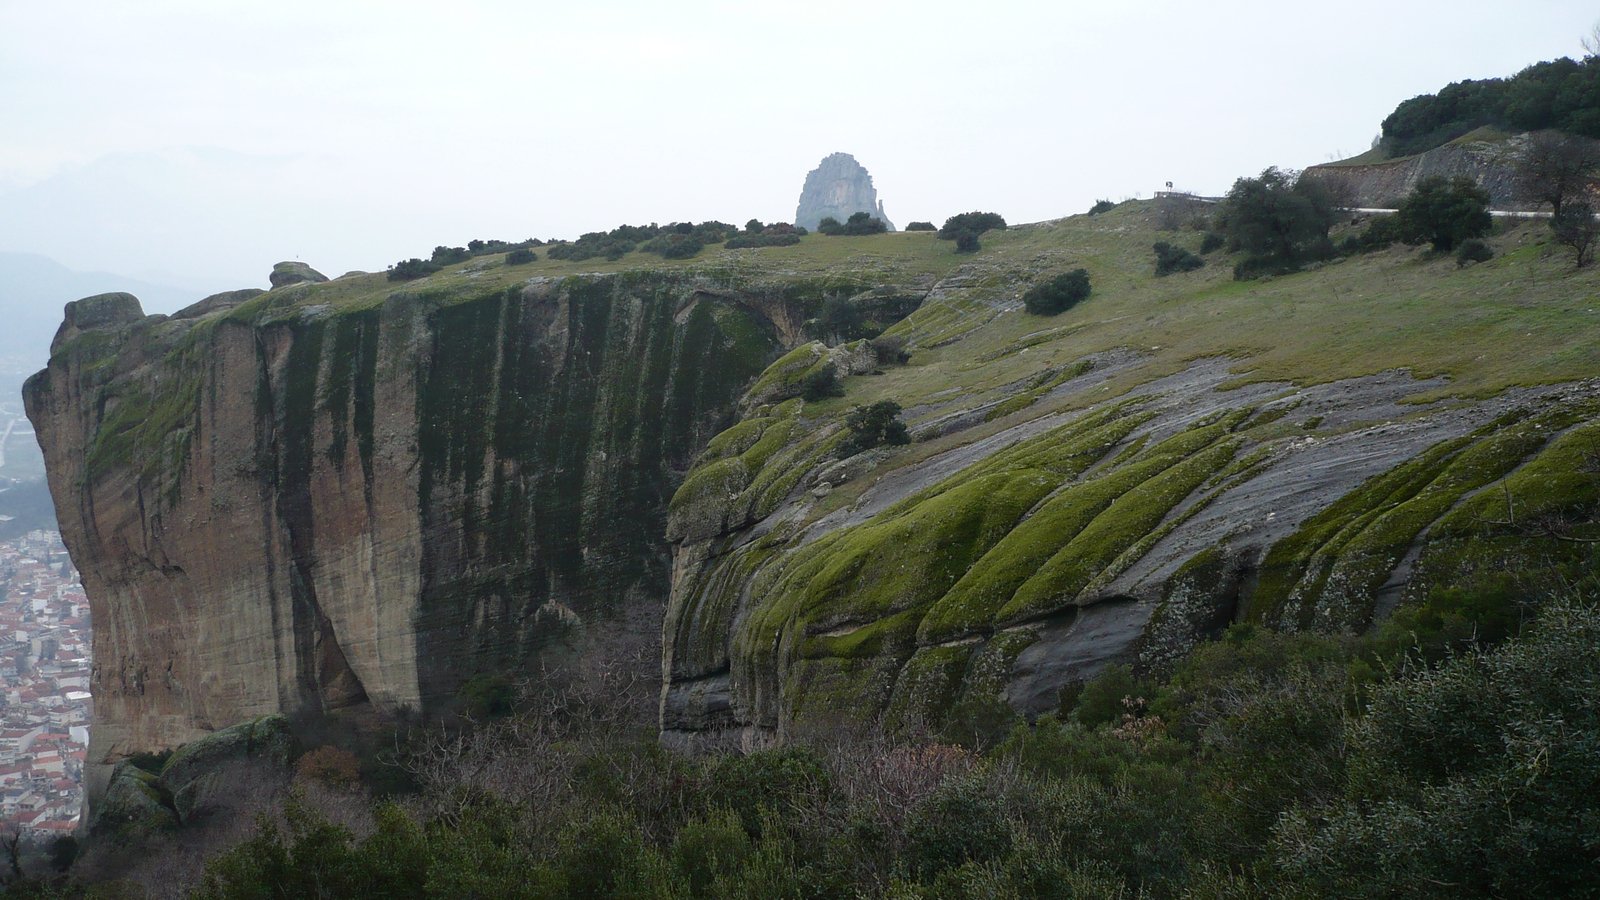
[[1153, 242, 1205, 276], [840, 401, 910, 455], [1215, 167, 1337, 277], [1551, 200, 1600, 267], [1022, 269, 1092, 315], [1517, 131, 1600, 216], [938, 212, 1007, 240], [1396, 176, 1492, 253]]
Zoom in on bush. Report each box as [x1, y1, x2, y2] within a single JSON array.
[[904, 776, 1012, 879], [1550, 199, 1600, 267], [1199, 231, 1226, 254], [822, 212, 887, 236], [387, 258, 441, 282], [905, 221, 937, 231], [296, 745, 362, 789], [1088, 199, 1117, 215], [840, 401, 910, 455], [641, 233, 705, 259], [504, 247, 537, 265], [431, 245, 471, 265], [1395, 175, 1492, 253], [725, 233, 801, 250], [869, 334, 910, 365], [459, 673, 516, 718], [1454, 238, 1493, 266], [705, 747, 830, 836], [938, 211, 1007, 240], [1153, 241, 1205, 275], [1216, 167, 1338, 278], [1022, 269, 1091, 315], [799, 367, 844, 401], [744, 218, 764, 233], [954, 232, 981, 253]]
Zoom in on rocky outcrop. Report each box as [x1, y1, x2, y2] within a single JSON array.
[[270, 261, 328, 288], [26, 272, 813, 815], [795, 152, 895, 232], [1303, 132, 1532, 209], [659, 260, 1600, 746]]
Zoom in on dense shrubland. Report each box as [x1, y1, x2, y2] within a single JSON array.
[[33, 574, 1578, 898]]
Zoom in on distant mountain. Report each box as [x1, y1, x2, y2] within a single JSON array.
[[0, 252, 195, 374]]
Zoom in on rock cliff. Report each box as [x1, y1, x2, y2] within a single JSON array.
[[27, 204, 1600, 817], [25, 269, 820, 810], [1303, 130, 1532, 209], [795, 152, 895, 232]]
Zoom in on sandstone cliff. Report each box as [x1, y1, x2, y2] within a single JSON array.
[[795, 152, 895, 232], [1303, 129, 1532, 209], [26, 271, 815, 808], [28, 204, 1600, 816]]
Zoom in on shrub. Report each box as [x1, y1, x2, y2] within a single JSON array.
[[1550, 199, 1600, 267], [1153, 241, 1205, 275], [504, 247, 537, 266], [1216, 167, 1338, 278], [840, 401, 910, 455], [938, 211, 1007, 240], [1088, 199, 1117, 215], [954, 232, 981, 253], [641, 233, 705, 259], [705, 747, 830, 836], [431, 245, 471, 265], [904, 776, 1013, 879], [905, 221, 937, 231], [1454, 238, 1493, 266], [823, 212, 887, 236], [459, 673, 515, 718], [869, 334, 910, 365], [799, 367, 844, 401], [296, 745, 362, 789], [745, 218, 764, 233], [1199, 231, 1226, 254], [1022, 269, 1091, 315], [725, 233, 801, 250], [1395, 175, 1492, 253], [387, 258, 441, 282]]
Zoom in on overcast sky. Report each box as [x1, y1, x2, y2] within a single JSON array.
[[2, 1, 1596, 304]]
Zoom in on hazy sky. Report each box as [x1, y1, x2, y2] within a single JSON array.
[[2, 1, 1596, 303]]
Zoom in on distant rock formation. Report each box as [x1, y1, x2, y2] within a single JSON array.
[[795, 153, 895, 232], [270, 260, 328, 288], [1303, 132, 1536, 210]]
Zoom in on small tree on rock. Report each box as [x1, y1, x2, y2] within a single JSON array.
[[840, 401, 910, 455], [1396, 176, 1492, 253]]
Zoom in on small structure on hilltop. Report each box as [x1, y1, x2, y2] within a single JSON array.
[[794, 152, 895, 232]]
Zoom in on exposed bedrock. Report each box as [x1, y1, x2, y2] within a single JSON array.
[[25, 271, 846, 811], [662, 347, 1600, 745]]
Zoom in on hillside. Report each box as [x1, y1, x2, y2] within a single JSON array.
[[22, 199, 1600, 848]]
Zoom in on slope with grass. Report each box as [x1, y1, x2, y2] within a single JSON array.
[[659, 202, 1600, 742]]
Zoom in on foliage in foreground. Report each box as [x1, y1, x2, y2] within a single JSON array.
[[1022, 269, 1091, 315], [153, 578, 1600, 899]]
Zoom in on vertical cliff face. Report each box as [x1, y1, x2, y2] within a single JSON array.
[[794, 152, 896, 232], [26, 274, 786, 804]]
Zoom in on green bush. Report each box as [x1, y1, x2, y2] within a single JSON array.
[[1153, 241, 1205, 275], [726, 233, 801, 249], [431, 245, 471, 265], [1199, 231, 1226, 254], [705, 747, 830, 836], [1396, 175, 1492, 253], [641, 233, 706, 259], [904, 776, 1012, 879], [1455, 238, 1493, 266], [1216, 167, 1338, 278], [954, 232, 981, 253], [905, 220, 937, 231], [458, 673, 515, 718], [938, 211, 1007, 240], [503, 247, 537, 266], [1088, 199, 1117, 215], [387, 258, 442, 281], [839, 400, 911, 455], [1022, 269, 1091, 315], [800, 366, 844, 401], [821, 212, 888, 236], [1551, 199, 1600, 267]]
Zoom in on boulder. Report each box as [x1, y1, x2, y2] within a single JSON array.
[[270, 260, 329, 288], [158, 714, 296, 823]]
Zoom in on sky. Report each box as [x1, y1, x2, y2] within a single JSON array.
[[2, 0, 1597, 305]]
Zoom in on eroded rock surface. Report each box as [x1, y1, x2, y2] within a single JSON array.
[[795, 152, 895, 232]]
